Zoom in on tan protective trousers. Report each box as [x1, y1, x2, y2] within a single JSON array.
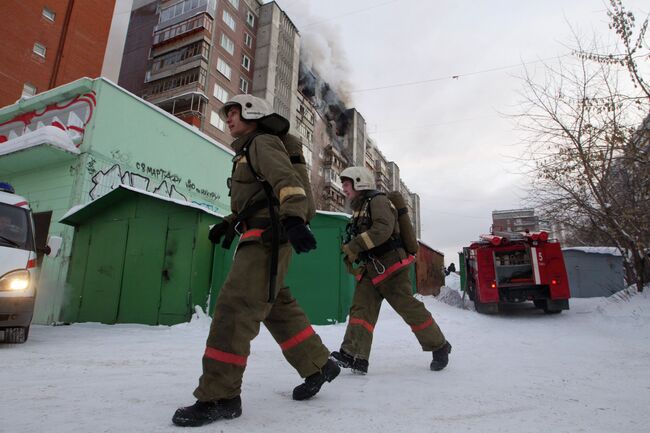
[[194, 241, 330, 401], [340, 265, 446, 361]]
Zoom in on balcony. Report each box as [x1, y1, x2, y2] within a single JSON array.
[[147, 40, 210, 83], [323, 168, 342, 191], [143, 67, 207, 104], [152, 13, 212, 48], [155, 92, 208, 128]]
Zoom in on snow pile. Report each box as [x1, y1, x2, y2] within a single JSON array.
[[595, 285, 649, 324], [0, 125, 79, 156], [435, 272, 474, 309]]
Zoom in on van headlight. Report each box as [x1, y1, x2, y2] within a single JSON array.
[[0, 270, 31, 292]]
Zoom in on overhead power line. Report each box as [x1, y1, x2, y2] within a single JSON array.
[[350, 54, 572, 93], [350, 50, 650, 94]]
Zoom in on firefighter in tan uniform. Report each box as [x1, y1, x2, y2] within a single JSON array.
[[331, 167, 452, 374], [172, 95, 339, 427]]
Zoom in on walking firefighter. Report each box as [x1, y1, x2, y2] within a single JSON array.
[[331, 166, 452, 374], [172, 95, 339, 427]]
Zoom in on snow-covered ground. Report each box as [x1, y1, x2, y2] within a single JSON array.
[[2, 275, 649, 433]]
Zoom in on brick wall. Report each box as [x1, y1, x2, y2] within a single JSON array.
[[0, 0, 116, 107]]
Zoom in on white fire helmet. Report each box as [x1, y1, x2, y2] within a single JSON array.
[[340, 166, 376, 191], [218, 94, 290, 135], [218, 94, 271, 121]]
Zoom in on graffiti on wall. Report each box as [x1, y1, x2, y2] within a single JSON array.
[[89, 162, 224, 213], [0, 92, 96, 145]]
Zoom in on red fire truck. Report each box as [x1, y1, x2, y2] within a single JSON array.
[[460, 231, 570, 314]]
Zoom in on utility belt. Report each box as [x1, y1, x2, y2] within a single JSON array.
[[235, 217, 289, 244], [358, 236, 404, 262], [222, 197, 284, 303]]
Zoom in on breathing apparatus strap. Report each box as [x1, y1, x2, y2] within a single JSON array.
[[241, 133, 280, 303]]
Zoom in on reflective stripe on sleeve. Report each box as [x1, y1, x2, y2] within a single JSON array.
[[278, 186, 306, 204], [360, 232, 375, 249]]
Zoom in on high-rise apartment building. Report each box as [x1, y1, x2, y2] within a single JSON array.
[[0, 0, 119, 108], [253, 1, 300, 122], [119, 0, 263, 145]]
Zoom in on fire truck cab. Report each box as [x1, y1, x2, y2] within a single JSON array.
[[0, 182, 60, 343], [461, 231, 570, 314]]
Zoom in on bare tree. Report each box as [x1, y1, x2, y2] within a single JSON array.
[[516, 0, 649, 291]]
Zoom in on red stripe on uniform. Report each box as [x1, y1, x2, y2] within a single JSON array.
[[371, 255, 415, 285], [410, 317, 433, 332], [241, 229, 265, 240], [279, 326, 315, 351], [14, 201, 28, 208], [350, 317, 374, 333], [204, 347, 247, 366]]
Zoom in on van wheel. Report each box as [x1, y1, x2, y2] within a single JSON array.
[[4, 327, 28, 344]]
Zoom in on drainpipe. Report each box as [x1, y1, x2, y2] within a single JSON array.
[[49, 0, 75, 89]]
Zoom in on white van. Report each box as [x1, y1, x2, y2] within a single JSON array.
[[0, 183, 59, 343]]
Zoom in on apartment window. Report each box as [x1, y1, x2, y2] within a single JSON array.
[[216, 58, 232, 80], [228, 0, 239, 10], [239, 77, 248, 93], [213, 83, 229, 102], [210, 111, 226, 131], [220, 34, 234, 55], [33, 42, 46, 58], [241, 54, 250, 71], [42, 7, 56, 21], [246, 10, 255, 27], [22, 83, 37, 98], [222, 10, 235, 30], [244, 32, 252, 48]]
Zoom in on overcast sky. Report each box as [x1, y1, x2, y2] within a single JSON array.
[[271, 0, 649, 263]]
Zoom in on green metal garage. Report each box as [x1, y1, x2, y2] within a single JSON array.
[[61, 186, 356, 326]]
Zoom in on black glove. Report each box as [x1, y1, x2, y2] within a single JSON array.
[[283, 217, 317, 254], [208, 221, 230, 244]]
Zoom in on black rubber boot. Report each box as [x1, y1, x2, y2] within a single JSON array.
[[172, 396, 242, 427], [292, 358, 340, 401], [430, 341, 452, 371], [331, 350, 368, 375]]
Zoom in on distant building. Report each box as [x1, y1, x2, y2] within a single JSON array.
[[492, 208, 549, 234], [0, 0, 120, 107]]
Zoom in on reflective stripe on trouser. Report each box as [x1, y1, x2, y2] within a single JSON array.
[[341, 264, 446, 361], [194, 242, 330, 401]]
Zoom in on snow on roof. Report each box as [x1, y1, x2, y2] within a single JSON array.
[[562, 246, 622, 256], [59, 184, 226, 223], [316, 210, 351, 218], [0, 125, 79, 157]]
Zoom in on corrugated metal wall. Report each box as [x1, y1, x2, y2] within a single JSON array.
[[563, 251, 624, 297]]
